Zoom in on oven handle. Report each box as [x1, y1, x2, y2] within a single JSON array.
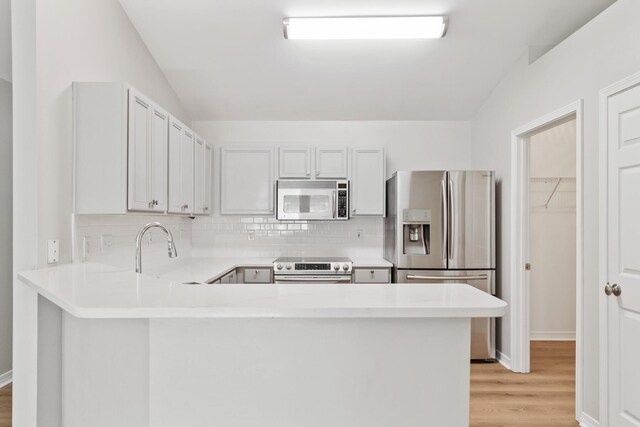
[[275, 276, 352, 282], [406, 274, 488, 281]]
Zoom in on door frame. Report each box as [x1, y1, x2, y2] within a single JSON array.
[[598, 70, 640, 427], [509, 100, 584, 414]]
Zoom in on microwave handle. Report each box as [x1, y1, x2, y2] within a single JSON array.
[[332, 190, 337, 218]]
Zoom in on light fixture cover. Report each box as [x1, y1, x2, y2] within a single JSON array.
[[283, 16, 448, 40]]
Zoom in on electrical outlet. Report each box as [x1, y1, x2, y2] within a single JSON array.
[[101, 235, 113, 255], [83, 236, 92, 260], [356, 230, 363, 240], [248, 231, 255, 241], [48, 240, 59, 264]]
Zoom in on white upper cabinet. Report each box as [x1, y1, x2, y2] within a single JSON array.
[[180, 127, 195, 214], [278, 146, 348, 179], [193, 134, 206, 215], [204, 141, 213, 214], [279, 147, 312, 179], [168, 118, 195, 215], [127, 90, 168, 212], [316, 147, 348, 179], [221, 147, 275, 215], [351, 148, 385, 216], [74, 82, 210, 217]]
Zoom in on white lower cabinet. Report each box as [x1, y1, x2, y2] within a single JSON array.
[[351, 148, 385, 216], [220, 147, 275, 215]]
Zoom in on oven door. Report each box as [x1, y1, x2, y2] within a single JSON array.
[[274, 275, 352, 284]]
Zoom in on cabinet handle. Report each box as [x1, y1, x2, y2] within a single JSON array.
[[370, 270, 375, 275], [306, 170, 310, 176], [316, 171, 320, 176]]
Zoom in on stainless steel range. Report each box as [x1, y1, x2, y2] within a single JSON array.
[[273, 257, 353, 284]]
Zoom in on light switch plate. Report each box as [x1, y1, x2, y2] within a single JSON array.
[[48, 239, 59, 264]]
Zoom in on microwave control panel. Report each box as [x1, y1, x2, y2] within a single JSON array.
[[337, 181, 349, 219]]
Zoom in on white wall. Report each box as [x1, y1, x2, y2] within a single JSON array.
[[191, 121, 472, 258], [0, 0, 10, 380], [470, 0, 640, 420], [0, 0, 10, 82], [35, 0, 191, 267], [529, 119, 576, 340], [0, 78, 12, 378]]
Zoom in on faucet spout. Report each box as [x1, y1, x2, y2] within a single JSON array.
[[135, 222, 178, 274]]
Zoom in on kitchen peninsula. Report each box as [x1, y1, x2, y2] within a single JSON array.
[[15, 261, 506, 427]]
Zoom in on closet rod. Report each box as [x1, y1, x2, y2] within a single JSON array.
[[544, 178, 562, 209]]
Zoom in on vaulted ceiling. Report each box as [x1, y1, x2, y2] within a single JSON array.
[[119, 0, 616, 121]]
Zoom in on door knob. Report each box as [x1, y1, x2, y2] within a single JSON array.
[[612, 284, 622, 297], [604, 284, 613, 296]]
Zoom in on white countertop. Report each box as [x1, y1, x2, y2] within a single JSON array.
[[18, 261, 506, 319]]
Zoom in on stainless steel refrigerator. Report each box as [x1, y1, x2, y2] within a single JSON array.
[[384, 171, 496, 360]]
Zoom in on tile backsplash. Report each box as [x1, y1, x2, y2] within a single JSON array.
[[191, 216, 384, 259], [74, 214, 384, 270], [74, 214, 193, 271]]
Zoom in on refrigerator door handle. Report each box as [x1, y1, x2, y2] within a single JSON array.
[[441, 177, 448, 261], [406, 274, 488, 281], [448, 176, 454, 261]]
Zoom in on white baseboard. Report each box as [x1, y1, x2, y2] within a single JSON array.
[[530, 331, 576, 341], [0, 370, 12, 388], [496, 349, 511, 370], [579, 411, 599, 427]]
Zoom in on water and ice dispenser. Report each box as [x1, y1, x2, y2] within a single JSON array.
[[402, 209, 431, 255]]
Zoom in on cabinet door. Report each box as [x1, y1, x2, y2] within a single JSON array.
[[316, 147, 348, 179], [193, 134, 205, 215], [221, 147, 275, 215], [168, 118, 184, 214], [127, 90, 154, 211], [150, 106, 168, 212], [204, 141, 213, 214], [351, 148, 385, 216], [279, 147, 312, 179], [180, 128, 194, 214]]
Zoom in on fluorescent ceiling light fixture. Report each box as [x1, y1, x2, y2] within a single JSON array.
[[283, 16, 448, 40]]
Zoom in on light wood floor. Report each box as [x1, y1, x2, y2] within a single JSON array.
[[0, 341, 576, 426], [0, 383, 10, 427], [470, 340, 577, 426]]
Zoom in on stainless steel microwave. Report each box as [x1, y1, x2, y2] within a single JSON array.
[[276, 180, 349, 221]]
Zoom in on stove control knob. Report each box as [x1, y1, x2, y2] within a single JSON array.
[[342, 264, 350, 271], [276, 264, 283, 270], [285, 264, 292, 270], [334, 264, 340, 271]]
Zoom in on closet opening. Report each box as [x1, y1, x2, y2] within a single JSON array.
[[527, 116, 577, 416], [509, 100, 583, 421]]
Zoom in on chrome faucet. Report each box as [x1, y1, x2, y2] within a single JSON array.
[[135, 222, 178, 274]]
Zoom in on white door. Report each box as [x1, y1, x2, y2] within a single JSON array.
[[316, 147, 348, 179], [351, 148, 385, 216], [193, 134, 205, 215], [150, 107, 168, 212], [221, 147, 275, 215], [279, 147, 312, 179], [168, 118, 184, 214], [204, 142, 213, 214], [180, 128, 194, 215], [127, 90, 154, 211], [605, 82, 640, 427]]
